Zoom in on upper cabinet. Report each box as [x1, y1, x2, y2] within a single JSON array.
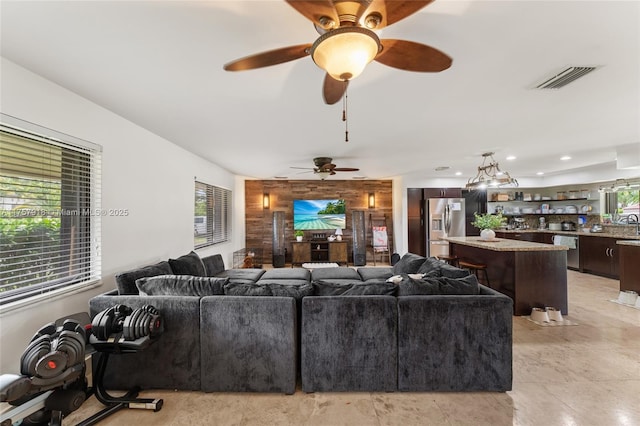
[[423, 188, 462, 199]]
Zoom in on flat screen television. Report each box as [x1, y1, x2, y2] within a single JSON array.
[[293, 199, 346, 230]]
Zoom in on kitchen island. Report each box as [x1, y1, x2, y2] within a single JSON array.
[[443, 236, 569, 315]]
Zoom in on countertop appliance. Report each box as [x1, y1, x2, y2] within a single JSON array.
[[426, 198, 465, 257], [561, 221, 576, 231], [553, 234, 579, 270]]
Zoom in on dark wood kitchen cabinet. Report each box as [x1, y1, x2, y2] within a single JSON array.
[[407, 188, 425, 256], [618, 242, 640, 293], [579, 236, 621, 279], [423, 188, 463, 199]]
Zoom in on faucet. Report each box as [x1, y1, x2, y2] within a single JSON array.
[[630, 214, 640, 235]]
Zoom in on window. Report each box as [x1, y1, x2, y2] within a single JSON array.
[[194, 181, 230, 248], [0, 115, 102, 306], [615, 189, 639, 223]]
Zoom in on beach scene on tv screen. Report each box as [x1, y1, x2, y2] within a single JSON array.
[[294, 199, 346, 230]]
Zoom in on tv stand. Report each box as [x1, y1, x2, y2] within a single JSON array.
[[291, 241, 348, 267]]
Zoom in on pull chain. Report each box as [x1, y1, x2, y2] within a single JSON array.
[[342, 82, 349, 142]]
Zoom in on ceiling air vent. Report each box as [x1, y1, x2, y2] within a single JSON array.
[[535, 66, 597, 89]]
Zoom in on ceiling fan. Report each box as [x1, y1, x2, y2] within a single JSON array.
[[291, 157, 360, 179], [223, 0, 452, 104]]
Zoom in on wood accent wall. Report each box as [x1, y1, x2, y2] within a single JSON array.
[[245, 180, 393, 265]]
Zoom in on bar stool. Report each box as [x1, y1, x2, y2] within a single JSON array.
[[458, 260, 490, 286], [436, 254, 459, 267]]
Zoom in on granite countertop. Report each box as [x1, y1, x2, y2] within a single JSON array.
[[443, 236, 568, 252], [497, 229, 640, 241], [616, 240, 640, 247]]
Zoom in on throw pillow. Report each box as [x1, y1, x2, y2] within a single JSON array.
[[312, 280, 397, 296], [397, 274, 479, 296], [115, 261, 173, 295], [136, 275, 228, 296], [343, 282, 396, 296], [440, 262, 471, 278], [223, 282, 271, 296], [223, 282, 313, 300], [168, 251, 206, 276], [392, 253, 427, 275], [265, 283, 313, 300], [437, 274, 479, 295], [416, 257, 443, 277]]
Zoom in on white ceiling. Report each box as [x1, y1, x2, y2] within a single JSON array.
[[1, 1, 639, 183]]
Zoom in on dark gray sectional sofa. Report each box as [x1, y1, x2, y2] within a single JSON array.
[[89, 251, 512, 394]]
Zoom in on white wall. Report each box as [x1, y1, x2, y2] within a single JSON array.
[[0, 58, 244, 373]]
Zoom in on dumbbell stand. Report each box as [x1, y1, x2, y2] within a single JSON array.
[[76, 350, 163, 426]]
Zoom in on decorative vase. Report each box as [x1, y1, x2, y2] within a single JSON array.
[[480, 229, 496, 241], [296, 236, 303, 242]]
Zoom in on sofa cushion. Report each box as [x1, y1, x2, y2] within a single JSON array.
[[115, 261, 173, 295], [168, 251, 206, 276], [260, 268, 311, 281], [135, 275, 228, 296], [201, 254, 225, 277], [393, 253, 427, 275], [223, 282, 313, 300], [357, 267, 394, 282], [312, 280, 397, 296], [311, 267, 361, 281], [216, 268, 265, 283], [397, 274, 479, 296]]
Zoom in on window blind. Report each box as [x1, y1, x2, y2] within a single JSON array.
[[194, 181, 230, 248], [0, 115, 102, 305]]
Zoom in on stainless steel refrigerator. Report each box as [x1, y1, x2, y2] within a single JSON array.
[[425, 198, 466, 257]]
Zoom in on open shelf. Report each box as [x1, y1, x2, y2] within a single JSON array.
[[488, 198, 593, 203]]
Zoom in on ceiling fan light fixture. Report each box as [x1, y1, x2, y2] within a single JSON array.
[[310, 27, 381, 81], [317, 171, 332, 180], [466, 152, 518, 190]]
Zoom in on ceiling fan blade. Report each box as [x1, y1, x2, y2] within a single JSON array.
[[323, 74, 349, 105], [290, 166, 315, 170], [359, 0, 433, 30], [382, 0, 433, 27], [224, 44, 312, 71], [333, 167, 360, 172], [285, 0, 339, 28], [375, 39, 452, 72]]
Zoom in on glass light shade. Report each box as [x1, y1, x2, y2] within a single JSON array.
[[335, 228, 343, 236], [311, 27, 381, 81], [317, 171, 331, 180]]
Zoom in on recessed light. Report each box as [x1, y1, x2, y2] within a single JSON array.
[[455, 171, 462, 176], [274, 176, 288, 179], [506, 156, 516, 161], [537, 172, 544, 175], [560, 156, 572, 161], [435, 166, 450, 172], [352, 176, 366, 180]]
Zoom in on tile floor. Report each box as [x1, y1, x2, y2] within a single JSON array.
[[60, 270, 639, 425]]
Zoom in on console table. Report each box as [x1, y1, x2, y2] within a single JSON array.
[[291, 241, 348, 267]]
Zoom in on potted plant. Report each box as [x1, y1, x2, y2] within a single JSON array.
[[471, 212, 505, 241], [294, 230, 304, 242]]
